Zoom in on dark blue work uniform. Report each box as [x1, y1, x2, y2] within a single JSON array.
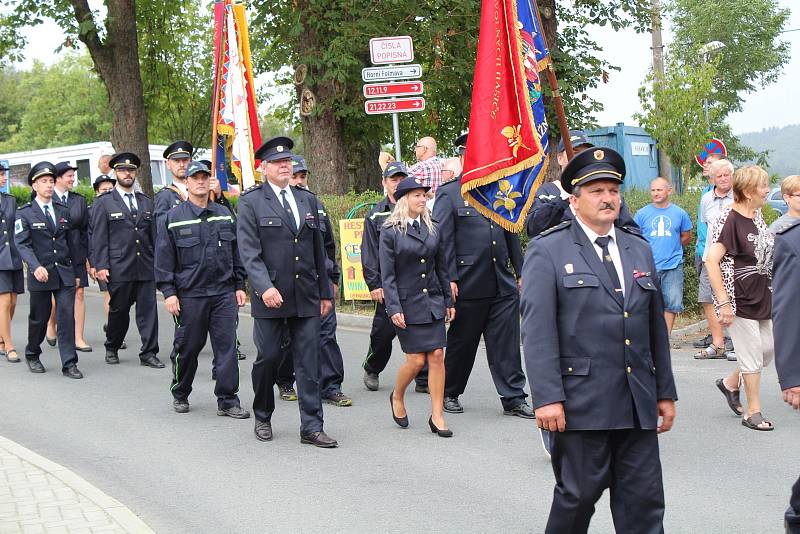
[[15, 201, 81, 370], [277, 192, 346, 397], [155, 200, 246, 408], [521, 219, 677, 534], [0, 192, 24, 294], [771, 219, 800, 533], [237, 182, 332, 434], [90, 189, 159, 362], [53, 190, 89, 287], [433, 178, 528, 410], [360, 197, 427, 386], [524, 181, 638, 237]]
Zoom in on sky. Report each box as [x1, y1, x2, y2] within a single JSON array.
[[11, 1, 798, 136]]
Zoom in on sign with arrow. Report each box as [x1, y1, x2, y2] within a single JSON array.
[[364, 97, 426, 115], [363, 81, 424, 99], [361, 64, 422, 82]]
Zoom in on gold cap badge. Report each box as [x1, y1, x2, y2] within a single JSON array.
[[593, 150, 604, 161]]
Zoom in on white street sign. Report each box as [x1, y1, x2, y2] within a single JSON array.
[[361, 64, 422, 82], [369, 36, 414, 65]]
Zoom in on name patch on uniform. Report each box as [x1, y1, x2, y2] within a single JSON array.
[[179, 228, 193, 236], [305, 213, 314, 220], [564, 263, 573, 274], [14, 219, 23, 235], [110, 212, 124, 219], [32, 222, 46, 229]]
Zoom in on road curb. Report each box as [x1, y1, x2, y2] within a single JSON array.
[[671, 319, 708, 339], [0, 435, 155, 534]]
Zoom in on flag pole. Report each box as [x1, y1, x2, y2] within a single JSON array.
[[531, 1, 574, 161], [210, 3, 226, 202]]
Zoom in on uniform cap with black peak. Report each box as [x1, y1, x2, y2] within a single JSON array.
[[560, 147, 625, 195], [109, 152, 141, 170], [28, 161, 56, 185], [163, 140, 193, 160], [254, 136, 295, 162]]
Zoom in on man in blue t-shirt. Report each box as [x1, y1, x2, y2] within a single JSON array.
[[634, 177, 693, 334]]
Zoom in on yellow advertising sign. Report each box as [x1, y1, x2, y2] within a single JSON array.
[[339, 219, 371, 300]]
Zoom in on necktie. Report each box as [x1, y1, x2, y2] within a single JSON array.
[[125, 193, 138, 217], [281, 190, 298, 233], [411, 220, 420, 233], [43, 205, 55, 231], [594, 236, 623, 300], [60, 194, 67, 204]]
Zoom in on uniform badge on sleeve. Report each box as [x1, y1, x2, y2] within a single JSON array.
[[564, 263, 574, 274], [14, 219, 23, 235]]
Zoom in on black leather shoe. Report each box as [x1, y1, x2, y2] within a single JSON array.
[[62, 366, 84, 379], [428, 416, 453, 438], [140, 355, 165, 368], [75, 345, 93, 352], [390, 391, 409, 428], [105, 351, 119, 364], [46, 336, 57, 347], [363, 371, 379, 391], [504, 402, 535, 419], [218, 405, 250, 419], [254, 421, 273, 441], [173, 399, 189, 413], [443, 396, 464, 413], [415, 384, 429, 394], [26, 358, 45, 373], [300, 431, 338, 448]]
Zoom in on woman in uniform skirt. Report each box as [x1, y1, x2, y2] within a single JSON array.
[[379, 175, 455, 437], [0, 165, 25, 362]]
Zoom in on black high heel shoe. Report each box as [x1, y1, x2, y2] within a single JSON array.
[[390, 391, 408, 428], [428, 416, 453, 438]]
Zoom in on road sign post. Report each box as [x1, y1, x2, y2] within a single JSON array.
[[364, 97, 426, 115], [363, 81, 424, 99], [361, 64, 422, 83], [369, 36, 414, 65]]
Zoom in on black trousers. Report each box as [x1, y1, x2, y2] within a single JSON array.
[[363, 301, 427, 386], [444, 295, 527, 409], [253, 316, 324, 434], [787, 476, 800, 533], [106, 280, 159, 359], [277, 299, 345, 397], [547, 429, 665, 534], [170, 293, 240, 409], [26, 286, 78, 370]]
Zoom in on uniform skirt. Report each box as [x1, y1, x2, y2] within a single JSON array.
[[395, 318, 446, 354], [77, 270, 89, 288], [0, 270, 24, 294]]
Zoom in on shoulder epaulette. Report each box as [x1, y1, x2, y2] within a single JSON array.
[[18, 202, 31, 210], [71, 191, 85, 198], [537, 220, 571, 238], [370, 210, 392, 220], [619, 224, 646, 240], [776, 219, 800, 235], [241, 183, 262, 196], [293, 185, 316, 196]]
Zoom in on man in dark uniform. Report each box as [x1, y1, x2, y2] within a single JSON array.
[[771, 217, 800, 533], [360, 162, 428, 392], [521, 147, 677, 533], [434, 133, 533, 418], [14, 162, 83, 378], [154, 140, 193, 232], [525, 130, 637, 238], [155, 161, 249, 418], [51, 161, 91, 351], [237, 136, 337, 448], [198, 159, 247, 366], [91, 152, 163, 368]]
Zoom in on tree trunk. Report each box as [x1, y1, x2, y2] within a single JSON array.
[[70, 0, 153, 196], [347, 138, 382, 193], [537, 0, 562, 183]]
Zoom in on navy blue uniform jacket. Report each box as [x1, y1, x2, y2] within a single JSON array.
[[379, 221, 452, 324], [155, 200, 246, 298], [90, 190, 156, 282], [0, 193, 23, 271], [54, 192, 88, 269], [520, 220, 677, 430], [433, 178, 523, 299], [772, 220, 800, 390], [236, 183, 332, 319], [14, 202, 80, 291]]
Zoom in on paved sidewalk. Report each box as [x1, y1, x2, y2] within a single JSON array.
[[0, 437, 153, 534]]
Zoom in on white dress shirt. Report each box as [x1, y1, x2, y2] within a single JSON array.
[[34, 197, 57, 225], [54, 187, 69, 204], [116, 185, 138, 211], [268, 181, 300, 229], [574, 215, 626, 297]]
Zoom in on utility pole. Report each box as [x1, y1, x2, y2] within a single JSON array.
[[650, 0, 674, 184]]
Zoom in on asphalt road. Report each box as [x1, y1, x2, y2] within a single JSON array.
[[1, 289, 797, 533]]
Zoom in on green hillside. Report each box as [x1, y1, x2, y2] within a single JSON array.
[[739, 124, 800, 178]]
